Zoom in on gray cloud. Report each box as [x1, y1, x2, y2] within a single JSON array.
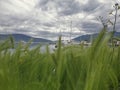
[[0, 0, 120, 40], [57, 0, 81, 16], [38, 0, 49, 6], [82, 0, 100, 12]]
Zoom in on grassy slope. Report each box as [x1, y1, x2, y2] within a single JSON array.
[[0, 29, 120, 90]]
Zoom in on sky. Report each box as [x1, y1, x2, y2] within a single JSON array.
[[0, 0, 120, 40]]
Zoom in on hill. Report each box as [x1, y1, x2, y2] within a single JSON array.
[[73, 32, 120, 42], [0, 34, 52, 43]]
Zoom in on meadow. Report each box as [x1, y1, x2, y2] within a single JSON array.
[[0, 28, 120, 90]]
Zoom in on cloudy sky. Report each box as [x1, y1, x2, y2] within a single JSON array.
[[0, 0, 120, 40]]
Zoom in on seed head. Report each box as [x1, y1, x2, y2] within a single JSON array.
[[115, 3, 119, 6]]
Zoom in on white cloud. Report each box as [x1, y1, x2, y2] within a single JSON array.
[[0, 0, 35, 15], [0, 0, 120, 40]]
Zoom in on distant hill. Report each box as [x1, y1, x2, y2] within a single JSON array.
[[73, 33, 98, 42], [73, 32, 120, 42], [0, 34, 52, 43]]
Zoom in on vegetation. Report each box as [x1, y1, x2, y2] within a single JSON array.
[[0, 28, 120, 90]]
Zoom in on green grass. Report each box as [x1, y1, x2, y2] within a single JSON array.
[[0, 29, 120, 90]]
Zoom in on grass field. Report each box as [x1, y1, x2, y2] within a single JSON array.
[[0, 29, 120, 90]]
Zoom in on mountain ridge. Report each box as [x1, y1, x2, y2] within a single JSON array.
[[73, 32, 120, 42], [0, 33, 52, 43]]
